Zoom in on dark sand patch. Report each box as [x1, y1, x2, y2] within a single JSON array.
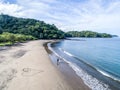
[[0, 69, 17, 90], [50, 54, 91, 90], [0, 55, 5, 63], [12, 50, 27, 58], [0, 47, 11, 51]]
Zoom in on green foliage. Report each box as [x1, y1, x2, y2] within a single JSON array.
[[0, 14, 65, 39], [66, 31, 112, 38], [0, 27, 2, 34], [0, 32, 36, 45], [0, 42, 13, 46], [0, 14, 113, 40]]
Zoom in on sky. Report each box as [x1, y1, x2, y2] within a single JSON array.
[[0, 0, 120, 35]]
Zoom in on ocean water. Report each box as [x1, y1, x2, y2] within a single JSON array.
[[49, 38, 120, 90]]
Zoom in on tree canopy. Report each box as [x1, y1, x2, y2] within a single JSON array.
[[0, 14, 65, 39], [66, 31, 112, 38], [0, 14, 114, 40]]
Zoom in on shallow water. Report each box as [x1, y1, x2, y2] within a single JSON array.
[[49, 38, 120, 90]]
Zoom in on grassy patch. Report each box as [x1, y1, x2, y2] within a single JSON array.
[[0, 32, 37, 46], [0, 42, 13, 46]]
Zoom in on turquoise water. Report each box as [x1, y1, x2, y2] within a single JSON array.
[[50, 38, 120, 90]]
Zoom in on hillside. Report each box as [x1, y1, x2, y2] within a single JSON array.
[[0, 14, 65, 39], [0, 14, 114, 40], [66, 31, 112, 38]]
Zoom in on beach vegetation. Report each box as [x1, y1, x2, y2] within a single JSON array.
[[0, 32, 36, 46]]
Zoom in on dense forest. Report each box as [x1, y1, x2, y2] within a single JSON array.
[[0, 14, 65, 39], [66, 31, 112, 38], [0, 14, 115, 46]]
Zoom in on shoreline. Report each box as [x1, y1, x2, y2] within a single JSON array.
[[48, 40, 120, 90], [44, 41, 90, 90]]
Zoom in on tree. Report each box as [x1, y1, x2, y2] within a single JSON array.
[[0, 29, 2, 34], [66, 31, 112, 38], [39, 33, 43, 39], [0, 14, 65, 39]]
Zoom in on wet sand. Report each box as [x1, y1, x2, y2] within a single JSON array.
[[0, 40, 90, 90]]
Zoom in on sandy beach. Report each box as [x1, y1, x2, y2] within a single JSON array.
[[0, 40, 90, 90]]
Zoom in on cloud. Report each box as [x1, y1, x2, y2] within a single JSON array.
[[0, 1, 24, 17], [0, 0, 120, 35]]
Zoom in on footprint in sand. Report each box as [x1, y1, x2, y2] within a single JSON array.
[[22, 68, 44, 77]]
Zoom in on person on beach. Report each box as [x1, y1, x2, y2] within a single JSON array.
[[57, 58, 59, 65]]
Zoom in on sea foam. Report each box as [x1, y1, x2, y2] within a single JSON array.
[[96, 69, 120, 82], [59, 48, 73, 57], [48, 43, 110, 90], [68, 62, 110, 90], [61, 56, 110, 90]]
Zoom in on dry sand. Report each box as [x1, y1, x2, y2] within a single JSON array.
[[0, 40, 89, 90]]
